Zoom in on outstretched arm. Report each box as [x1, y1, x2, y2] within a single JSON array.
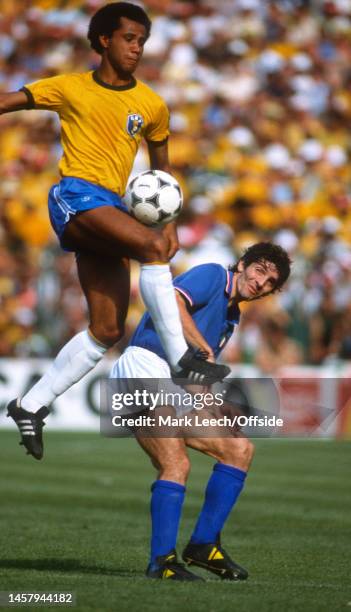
[[0, 91, 30, 114]]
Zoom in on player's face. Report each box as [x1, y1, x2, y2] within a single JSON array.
[[101, 17, 147, 75], [235, 259, 279, 301]]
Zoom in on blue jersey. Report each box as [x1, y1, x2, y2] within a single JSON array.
[[129, 263, 240, 361]]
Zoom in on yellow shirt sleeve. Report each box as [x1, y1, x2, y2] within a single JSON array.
[[23, 75, 67, 112], [144, 99, 170, 143]]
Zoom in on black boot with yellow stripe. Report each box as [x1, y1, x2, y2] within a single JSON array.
[[146, 550, 204, 581], [182, 541, 248, 581]]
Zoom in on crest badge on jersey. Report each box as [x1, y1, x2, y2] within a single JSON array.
[[127, 113, 144, 137]]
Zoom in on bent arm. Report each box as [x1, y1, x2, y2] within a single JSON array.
[[176, 291, 215, 362], [0, 91, 31, 114], [147, 138, 171, 173], [148, 138, 179, 258]]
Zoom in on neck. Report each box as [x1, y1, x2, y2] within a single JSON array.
[[230, 272, 242, 305], [97, 59, 134, 87]]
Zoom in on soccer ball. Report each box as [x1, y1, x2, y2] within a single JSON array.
[[124, 170, 183, 226]]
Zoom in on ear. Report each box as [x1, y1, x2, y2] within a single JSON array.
[[237, 259, 244, 272], [99, 34, 111, 50]]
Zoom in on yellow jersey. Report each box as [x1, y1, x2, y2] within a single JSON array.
[[22, 71, 170, 195]]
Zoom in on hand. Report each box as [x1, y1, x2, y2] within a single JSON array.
[[196, 347, 215, 363], [161, 221, 179, 259]]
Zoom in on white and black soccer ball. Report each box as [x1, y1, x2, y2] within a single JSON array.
[[124, 170, 183, 226]]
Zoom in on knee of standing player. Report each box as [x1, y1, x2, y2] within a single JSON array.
[[89, 323, 125, 347], [160, 452, 191, 482], [143, 234, 169, 263], [245, 438, 255, 464], [221, 437, 255, 471]]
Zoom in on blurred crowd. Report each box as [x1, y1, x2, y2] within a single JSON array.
[[1, 0, 351, 372]]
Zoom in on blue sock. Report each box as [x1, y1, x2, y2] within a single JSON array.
[[149, 479, 186, 566], [190, 463, 246, 545]]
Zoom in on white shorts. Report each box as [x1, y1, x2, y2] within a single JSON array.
[[109, 346, 192, 416], [110, 346, 171, 378]]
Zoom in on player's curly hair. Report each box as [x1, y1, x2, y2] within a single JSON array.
[[229, 242, 292, 292], [88, 2, 152, 55]]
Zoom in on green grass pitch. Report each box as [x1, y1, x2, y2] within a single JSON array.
[[0, 431, 350, 612]]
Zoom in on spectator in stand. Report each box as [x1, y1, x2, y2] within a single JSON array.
[[254, 314, 303, 374]]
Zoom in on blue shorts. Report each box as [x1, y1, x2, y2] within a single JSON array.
[[48, 176, 129, 251]]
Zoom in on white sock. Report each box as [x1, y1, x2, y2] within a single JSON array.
[[21, 330, 107, 412], [139, 264, 188, 369]]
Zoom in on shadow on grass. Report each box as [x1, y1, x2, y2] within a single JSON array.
[[0, 558, 138, 578]]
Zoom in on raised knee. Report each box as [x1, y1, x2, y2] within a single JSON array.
[[90, 324, 125, 347], [143, 235, 169, 263]]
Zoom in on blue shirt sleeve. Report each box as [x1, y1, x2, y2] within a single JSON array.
[[174, 264, 226, 308]]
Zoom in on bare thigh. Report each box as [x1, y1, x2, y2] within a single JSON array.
[[76, 251, 130, 346], [62, 206, 167, 262]]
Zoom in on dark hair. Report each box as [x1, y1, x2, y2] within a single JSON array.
[[88, 2, 151, 55], [230, 242, 292, 292]]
